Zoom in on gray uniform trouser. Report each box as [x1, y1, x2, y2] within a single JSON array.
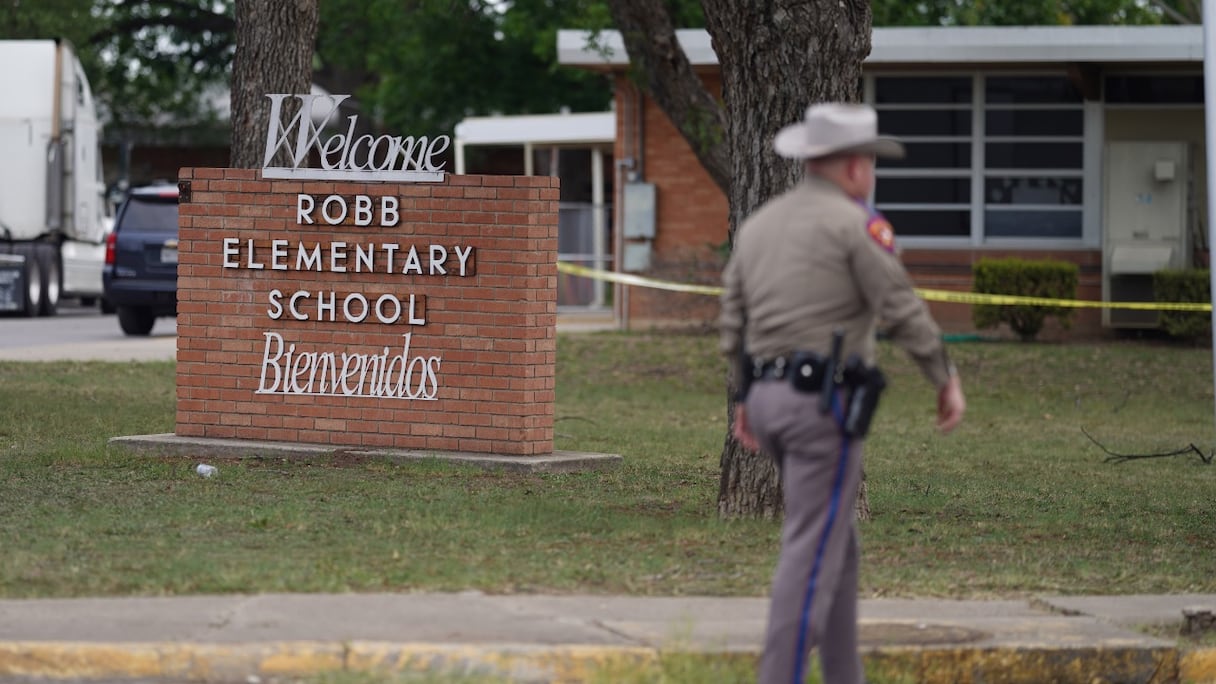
[[747, 379, 864, 684]]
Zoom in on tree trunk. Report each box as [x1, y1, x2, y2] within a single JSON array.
[[606, 0, 873, 518], [230, 0, 319, 169], [856, 468, 871, 521], [704, 0, 873, 518], [718, 410, 782, 519]]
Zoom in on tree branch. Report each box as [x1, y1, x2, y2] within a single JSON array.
[[1147, 0, 1197, 24], [606, 0, 730, 193], [1184, 0, 1203, 23]]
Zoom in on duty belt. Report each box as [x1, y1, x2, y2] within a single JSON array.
[[752, 352, 828, 389]]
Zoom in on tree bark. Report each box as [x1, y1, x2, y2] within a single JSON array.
[[230, 0, 319, 168], [706, 0, 873, 518], [606, 0, 873, 518]]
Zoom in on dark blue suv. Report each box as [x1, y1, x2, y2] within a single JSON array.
[[102, 184, 180, 336]]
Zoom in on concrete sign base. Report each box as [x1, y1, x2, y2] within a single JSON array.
[[109, 434, 621, 474]]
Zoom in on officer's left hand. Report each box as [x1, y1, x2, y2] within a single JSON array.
[[733, 404, 760, 452]]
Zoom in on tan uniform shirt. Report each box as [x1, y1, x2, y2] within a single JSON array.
[[719, 175, 952, 389]]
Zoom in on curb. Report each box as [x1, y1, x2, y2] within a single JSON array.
[[1, 641, 1209, 683], [867, 646, 1179, 684], [1183, 648, 1216, 683], [0, 642, 656, 683]]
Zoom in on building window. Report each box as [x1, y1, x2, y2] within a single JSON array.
[[984, 177, 1082, 205], [873, 73, 1084, 242], [1105, 75, 1203, 104], [983, 76, 1083, 240], [873, 76, 972, 237], [875, 76, 973, 104], [986, 108, 1082, 136], [986, 76, 1081, 104]]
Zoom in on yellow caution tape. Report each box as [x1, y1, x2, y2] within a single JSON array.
[[557, 261, 1213, 312], [558, 261, 723, 295], [911, 288, 1210, 311]]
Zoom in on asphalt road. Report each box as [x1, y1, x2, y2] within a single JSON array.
[[0, 307, 612, 363], [0, 302, 176, 362]]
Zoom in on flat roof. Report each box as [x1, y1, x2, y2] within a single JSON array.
[[558, 25, 1205, 68], [454, 111, 615, 146]]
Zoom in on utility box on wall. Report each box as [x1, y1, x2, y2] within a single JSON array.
[[1102, 141, 1192, 328], [622, 182, 656, 272]]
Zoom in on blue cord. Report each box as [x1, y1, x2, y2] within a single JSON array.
[[791, 392, 851, 684]]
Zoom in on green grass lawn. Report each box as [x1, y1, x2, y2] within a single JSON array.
[[0, 332, 1213, 599]]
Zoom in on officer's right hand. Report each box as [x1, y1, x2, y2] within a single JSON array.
[[733, 404, 761, 452], [936, 375, 965, 434]]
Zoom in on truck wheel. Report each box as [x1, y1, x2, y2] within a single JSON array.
[[36, 243, 61, 316], [14, 243, 43, 317], [117, 305, 156, 336]]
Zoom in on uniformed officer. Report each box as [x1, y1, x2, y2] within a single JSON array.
[[718, 103, 966, 684]]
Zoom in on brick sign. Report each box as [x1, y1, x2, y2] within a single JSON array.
[[175, 169, 558, 456]]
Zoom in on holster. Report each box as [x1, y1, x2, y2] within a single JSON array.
[[734, 350, 754, 402], [841, 356, 887, 438]]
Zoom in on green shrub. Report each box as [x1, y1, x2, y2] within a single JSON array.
[[1153, 268, 1211, 341], [972, 258, 1078, 341]]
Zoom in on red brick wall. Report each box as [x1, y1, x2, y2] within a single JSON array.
[[615, 75, 729, 327], [175, 168, 558, 456]]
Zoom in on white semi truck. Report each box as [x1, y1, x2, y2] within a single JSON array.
[[0, 39, 108, 316]]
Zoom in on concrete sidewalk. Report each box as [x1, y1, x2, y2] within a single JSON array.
[[0, 593, 1213, 683]]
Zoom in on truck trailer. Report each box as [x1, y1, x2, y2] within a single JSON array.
[[0, 39, 108, 316]]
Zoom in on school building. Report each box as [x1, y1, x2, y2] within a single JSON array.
[[457, 26, 1216, 335]]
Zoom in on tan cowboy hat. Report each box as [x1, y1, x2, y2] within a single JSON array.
[[773, 103, 905, 160]]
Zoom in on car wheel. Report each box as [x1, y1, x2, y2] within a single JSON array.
[[117, 305, 156, 336], [14, 243, 43, 317], [100, 297, 116, 314], [36, 242, 61, 316]]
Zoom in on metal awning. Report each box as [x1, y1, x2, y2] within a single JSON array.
[[454, 112, 614, 147], [558, 26, 1205, 69], [453, 111, 614, 176]]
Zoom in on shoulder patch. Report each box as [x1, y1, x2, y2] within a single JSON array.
[[867, 216, 897, 254]]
